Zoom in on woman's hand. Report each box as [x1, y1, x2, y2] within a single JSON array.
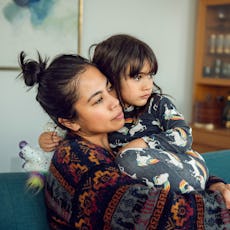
[[209, 182, 230, 209], [39, 132, 63, 152]]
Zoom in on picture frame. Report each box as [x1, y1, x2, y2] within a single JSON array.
[[0, 0, 83, 71]]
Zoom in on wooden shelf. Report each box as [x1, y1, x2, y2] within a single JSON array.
[[196, 78, 230, 86], [192, 0, 230, 153], [191, 125, 230, 153]]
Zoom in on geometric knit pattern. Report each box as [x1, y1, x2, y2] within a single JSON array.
[[45, 133, 230, 229]]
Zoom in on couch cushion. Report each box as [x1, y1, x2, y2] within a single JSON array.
[[203, 149, 230, 183], [0, 172, 50, 230]]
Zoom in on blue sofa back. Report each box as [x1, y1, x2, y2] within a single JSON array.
[[203, 149, 230, 182]]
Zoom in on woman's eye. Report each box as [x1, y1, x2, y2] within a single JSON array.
[[94, 97, 103, 105]]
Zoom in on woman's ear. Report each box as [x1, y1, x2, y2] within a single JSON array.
[[58, 118, 80, 131]]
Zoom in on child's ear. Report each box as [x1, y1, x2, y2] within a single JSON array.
[[58, 118, 80, 132]]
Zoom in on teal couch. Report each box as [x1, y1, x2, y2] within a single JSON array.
[[0, 150, 229, 230], [0, 172, 50, 230]]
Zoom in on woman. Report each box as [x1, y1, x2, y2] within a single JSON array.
[[19, 52, 230, 229]]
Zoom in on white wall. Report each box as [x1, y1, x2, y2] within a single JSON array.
[[0, 0, 197, 172]]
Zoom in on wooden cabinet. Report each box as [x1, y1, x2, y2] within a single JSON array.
[[192, 125, 230, 152], [192, 0, 230, 153]]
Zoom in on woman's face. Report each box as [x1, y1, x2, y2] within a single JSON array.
[[74, 65, 124, 136]]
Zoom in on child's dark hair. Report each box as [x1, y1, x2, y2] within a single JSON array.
[[18, 52, 94, 130], [89, 34, 162, 112]]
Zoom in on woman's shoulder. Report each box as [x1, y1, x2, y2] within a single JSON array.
[[55, 134, 115, 166]]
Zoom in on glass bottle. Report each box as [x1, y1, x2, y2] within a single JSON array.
[[213, 59, 222, 77], [222, 95, 230, 128]]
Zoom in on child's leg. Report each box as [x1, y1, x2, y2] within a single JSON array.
[[115, 148, 209, 193]]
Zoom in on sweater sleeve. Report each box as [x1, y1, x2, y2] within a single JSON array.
[[142, 96, 193, 154]]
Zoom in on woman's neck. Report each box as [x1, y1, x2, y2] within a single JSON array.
[[77, 132, 111, 151]]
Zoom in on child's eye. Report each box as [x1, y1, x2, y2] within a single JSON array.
[[134, 74, 142, 81], [149, 73, 155, 79], [107, 83, 114, 92]]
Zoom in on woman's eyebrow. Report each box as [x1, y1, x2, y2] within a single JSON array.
[[87, 91, 102, 103], [87, 79, 108, 103]]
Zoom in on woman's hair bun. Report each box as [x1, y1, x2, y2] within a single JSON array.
[[19, 51, 47, 87]]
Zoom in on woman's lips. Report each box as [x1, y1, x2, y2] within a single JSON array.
[[113, 111, 124, 120]]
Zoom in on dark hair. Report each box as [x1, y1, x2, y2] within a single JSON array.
[[18, 52, 94, 129], [89, 34, 162, 112]]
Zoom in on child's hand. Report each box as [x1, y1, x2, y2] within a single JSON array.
[[209, 182, 230, 209], [119, 138, 148, 153], [39, 132, 63, 152]]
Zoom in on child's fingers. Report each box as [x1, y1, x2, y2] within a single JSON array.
[[51, 133, 63, 143], [43, 142, 58, 152], [39, 132, 59, 151]]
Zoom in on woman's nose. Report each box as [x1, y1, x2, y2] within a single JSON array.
[[109, 93, 120, 109]]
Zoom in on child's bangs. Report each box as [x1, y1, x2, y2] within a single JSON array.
[[128, 56, 155, 78]]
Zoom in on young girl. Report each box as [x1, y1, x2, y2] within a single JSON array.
[[19, 51, 230, 229], [91, 34, 209, 193], [39, 35, 225, 194]]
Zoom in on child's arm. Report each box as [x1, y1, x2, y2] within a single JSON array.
[[39, 131, 63, 152]]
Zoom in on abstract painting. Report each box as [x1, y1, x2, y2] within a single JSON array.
[[0, 0, 80, 70]]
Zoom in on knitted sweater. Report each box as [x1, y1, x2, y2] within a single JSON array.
[[45, 133, 230, 229]]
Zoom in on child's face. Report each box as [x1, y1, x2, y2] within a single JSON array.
[[73, 66, 124, 135], [120, 61, 154, 108]]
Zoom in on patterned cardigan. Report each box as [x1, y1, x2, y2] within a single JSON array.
[[45, 133, 230, 229]]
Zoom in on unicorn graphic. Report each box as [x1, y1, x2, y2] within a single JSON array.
[[185, 156, 207, 189], [179, 180, 195, 193], [129, 120, 146, 136], [161, 151, 183, 169], [136, 151, 159, 167], [153, 173, 170, 191], [163, 103, 183, 120]]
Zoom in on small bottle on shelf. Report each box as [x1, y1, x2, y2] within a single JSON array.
[[209, 34, 216, 54], [224, 34, 230, 54], [222, 95, 230, 128], [203, 65, 212, 77], [216, 34, 224, 54], [213, 59, 222, 77]]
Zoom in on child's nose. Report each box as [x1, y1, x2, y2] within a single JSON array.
[[142, 77, 153, 90]]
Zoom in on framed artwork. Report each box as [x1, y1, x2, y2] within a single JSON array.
[[0, 0, 83, 71]]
